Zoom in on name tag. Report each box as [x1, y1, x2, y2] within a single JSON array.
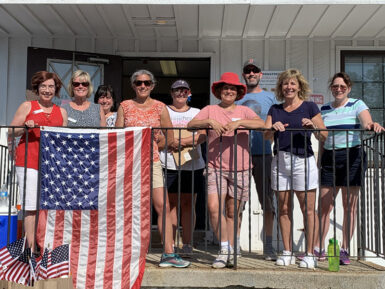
[[232, 118, 241, 121], [184, 152, 192, 162], [33, 109, 44, 114], [68, 117, 77, 123]]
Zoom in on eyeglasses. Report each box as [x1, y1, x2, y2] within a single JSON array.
[[72, 82, 90, 88], [331, 84, 348, 91], [134, 80, 152, 87], [243, 67, 261, 74], [39, 85, 55, 91]]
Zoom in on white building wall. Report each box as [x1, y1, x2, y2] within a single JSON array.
[[0, 35, 352, 125]]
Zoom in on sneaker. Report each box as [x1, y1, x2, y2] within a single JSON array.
[[315, 249, 326, 261], [264, 248, 277, 261], [180, 244, 193, 258], [159, 253, 191, 268], [299, 254, 317, 269], [340, 249, 351, 265], [228, 248, 235, 268], [297, 249, 326, 261], [276, 251, 296, 266], [212, 249, 229, 269]]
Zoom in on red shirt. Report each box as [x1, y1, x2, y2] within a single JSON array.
[[15, 101, 64, 170]]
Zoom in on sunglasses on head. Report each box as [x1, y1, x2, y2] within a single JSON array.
[[134, 80, 152, 87], [72, 82, 90, 87], [243, 66, 260, 74]]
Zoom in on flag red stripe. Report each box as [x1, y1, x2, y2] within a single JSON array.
[[85, 210, 98, 289], [121, 131, 134, 288], [53, 210, 65, 248], [103, 133, 118, 288], [13, 262, 29, 285], [36, 210, 48, 250], [131, 259, 146, 289], [70, 210, 82, 286]]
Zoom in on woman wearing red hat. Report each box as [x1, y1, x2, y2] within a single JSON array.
[[188, 72, 265, 269]]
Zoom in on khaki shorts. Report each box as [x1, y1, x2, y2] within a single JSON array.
[[152, 161, 164, 189], [206, 167, 250, 201]]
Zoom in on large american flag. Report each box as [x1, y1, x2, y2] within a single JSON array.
[[36, 126, 151, 289]]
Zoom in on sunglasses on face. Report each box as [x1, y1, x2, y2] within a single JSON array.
[[243, 67, 260, 74], [134, 80, 152, 87], [331, 84, 348, 91], [72, 82, 90, 88], [172, 88, 189, 95]]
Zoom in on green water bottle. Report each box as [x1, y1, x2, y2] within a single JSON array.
[[328, 238, 340, 272]]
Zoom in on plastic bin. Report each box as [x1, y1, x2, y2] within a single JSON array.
[[0, 207, 18, 248]]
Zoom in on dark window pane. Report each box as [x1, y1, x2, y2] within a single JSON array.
[[350, 82, 363, 99], [363, 82, 383, 108], [363, 56, 382, 81], [345, 56, 363, 81], [369, 109, 384, 126]]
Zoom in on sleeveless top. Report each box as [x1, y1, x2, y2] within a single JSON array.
[[120, 99, 165, 162], [62, 102, 101, 127], [16, 100, 64, 170]]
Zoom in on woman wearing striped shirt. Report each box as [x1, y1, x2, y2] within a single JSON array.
[[316, 72, 384, 265]]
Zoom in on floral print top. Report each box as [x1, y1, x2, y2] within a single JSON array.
[[120, 99, 165, 162]]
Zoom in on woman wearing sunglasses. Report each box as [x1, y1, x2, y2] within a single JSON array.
[[315, 72, 384, 265], [116, 70, 190, 268], [63, 70, 106, 127]]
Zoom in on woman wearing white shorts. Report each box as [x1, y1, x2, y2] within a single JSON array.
[[265, 69, 327, 269]]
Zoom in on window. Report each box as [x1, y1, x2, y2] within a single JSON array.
[[341, 51, 385, 126]]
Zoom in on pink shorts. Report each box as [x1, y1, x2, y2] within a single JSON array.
[[206, 167, 250, 201]]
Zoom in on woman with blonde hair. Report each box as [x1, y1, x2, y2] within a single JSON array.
[[264, 68, 327, 269], [63, 70, 106, 127]]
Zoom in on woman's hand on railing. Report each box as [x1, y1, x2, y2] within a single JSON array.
[[209, 119, 226, 136], [272, 121, 288, 132], [365, 122, 385, 133], [24, 120, 37, 128], [224, 120, 240, 133], [302, 118, 316, 129]]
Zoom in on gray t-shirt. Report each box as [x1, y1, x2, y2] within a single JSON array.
[[62, 102, 101, 127]]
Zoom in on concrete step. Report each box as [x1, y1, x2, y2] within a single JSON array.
[[142, 248, 385, 289]]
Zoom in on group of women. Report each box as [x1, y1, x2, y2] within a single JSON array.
[[9, 67, 383, 270]]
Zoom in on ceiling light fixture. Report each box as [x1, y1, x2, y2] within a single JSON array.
[[160, 60, 177, 76]]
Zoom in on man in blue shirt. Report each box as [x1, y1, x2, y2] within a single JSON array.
[[237, 59, 277, 260]]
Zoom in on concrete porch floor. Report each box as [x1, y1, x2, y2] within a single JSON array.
[[142, 247, 385, 289]]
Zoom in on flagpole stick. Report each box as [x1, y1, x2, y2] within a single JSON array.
[[34, 125, 43, 255]]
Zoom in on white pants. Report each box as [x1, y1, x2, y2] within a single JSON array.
[[271, 151, 318, 191], [16, 166, 38, 211]]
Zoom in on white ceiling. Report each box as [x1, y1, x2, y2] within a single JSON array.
[[0, 3, 385, 41]]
